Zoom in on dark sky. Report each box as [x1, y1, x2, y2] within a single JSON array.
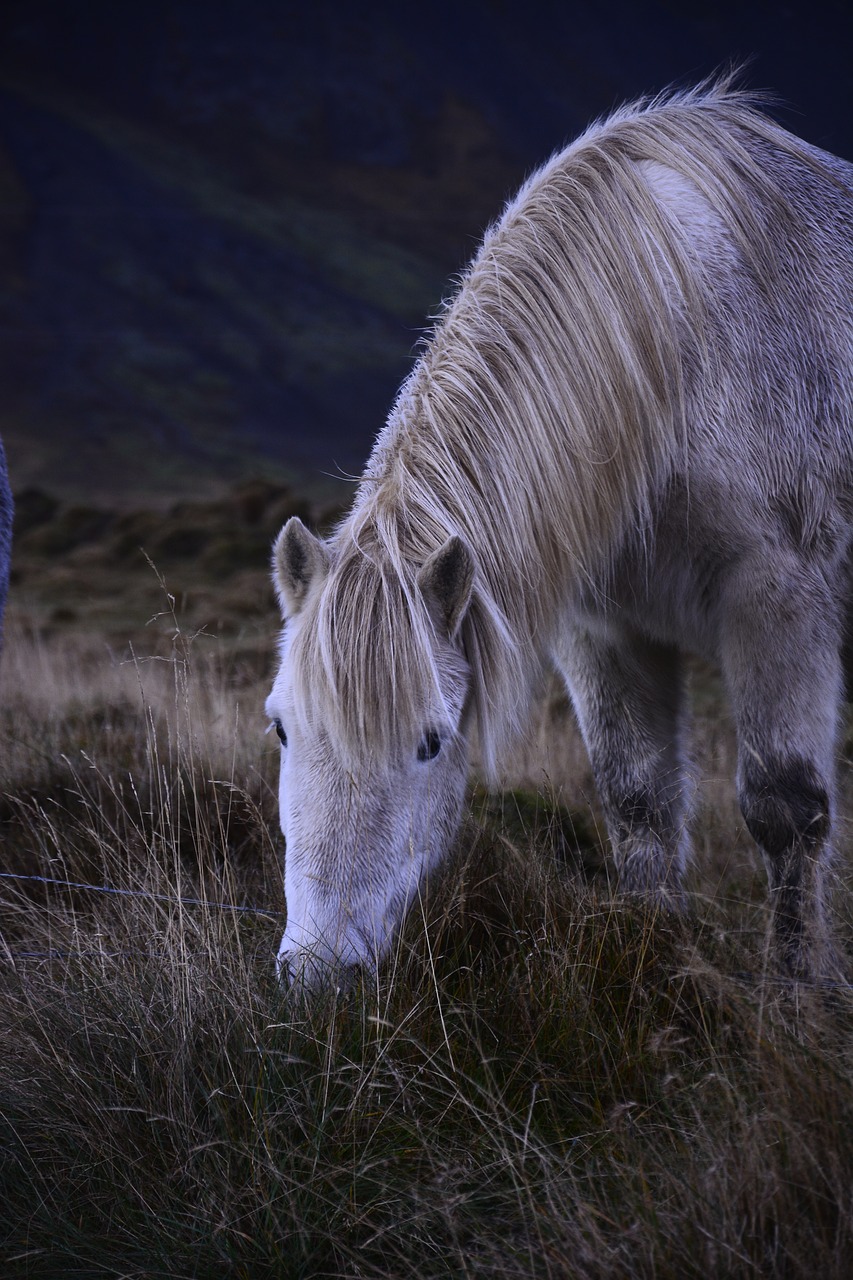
[[3, 1, 852, 154], [0, 1, 851, 501]]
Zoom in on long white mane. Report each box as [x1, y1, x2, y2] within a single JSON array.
[[288, 75, 820, 776]]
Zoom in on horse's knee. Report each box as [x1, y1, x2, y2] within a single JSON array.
[[610, 784, 689, 904], [739, 754, 830, 865], [614, 786, 665, 841], [739, 754, 833, 978]]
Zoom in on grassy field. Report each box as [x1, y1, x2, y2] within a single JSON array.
[[3, 487, 853, 1278]]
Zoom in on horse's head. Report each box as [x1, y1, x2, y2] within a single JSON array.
[[265, 517, 476, 988]]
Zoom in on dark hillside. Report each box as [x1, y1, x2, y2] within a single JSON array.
[[0, 1, 850, 502]]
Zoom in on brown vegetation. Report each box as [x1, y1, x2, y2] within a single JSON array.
[[2, 485, 853, 1277]]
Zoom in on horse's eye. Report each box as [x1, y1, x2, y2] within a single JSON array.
[[417, 729, 441, 762], [274, 719, 287, 748]]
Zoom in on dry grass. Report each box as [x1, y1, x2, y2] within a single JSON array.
[[3, 507, 853, 1277]]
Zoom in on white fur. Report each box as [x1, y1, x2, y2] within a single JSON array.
[[268, 76, 853, 984]]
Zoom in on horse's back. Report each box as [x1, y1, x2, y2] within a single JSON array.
[[802, 138, 853, 197]]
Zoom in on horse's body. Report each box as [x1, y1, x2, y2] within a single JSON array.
[[0, 436, 11, 651], [267, 80, 853, 984]]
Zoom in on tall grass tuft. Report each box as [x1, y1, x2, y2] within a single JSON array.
[[3, 621, 853, 1278]]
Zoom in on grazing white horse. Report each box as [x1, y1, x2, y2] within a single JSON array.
[[266, 78, 853, 986]]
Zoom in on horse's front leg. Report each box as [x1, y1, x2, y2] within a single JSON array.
[[721, 555, 842, 980], [554, 627, 692, 907]]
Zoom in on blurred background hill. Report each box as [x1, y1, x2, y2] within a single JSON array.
[[0, 0, 851, 508]]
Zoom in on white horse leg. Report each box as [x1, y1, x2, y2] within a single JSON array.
[[720, 555, 842, 979], [555, 628, 691, 906]]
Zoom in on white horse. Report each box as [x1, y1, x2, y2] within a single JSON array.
[[266, 77, 853, 986]]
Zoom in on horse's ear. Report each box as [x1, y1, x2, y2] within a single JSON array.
[[417, 535, 475, 640], [272, 517, 329, 618]]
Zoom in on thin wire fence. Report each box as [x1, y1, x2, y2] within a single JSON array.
[[0, 870, 279, 916], [0, 870, 281, 961]]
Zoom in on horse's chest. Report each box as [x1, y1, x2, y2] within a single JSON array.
[[582, 478, 850, 660], [592, 537, 729, 659], [580, 486, 761, 657]]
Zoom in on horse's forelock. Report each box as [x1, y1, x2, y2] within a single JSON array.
[[287, 541, 449, 770]]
